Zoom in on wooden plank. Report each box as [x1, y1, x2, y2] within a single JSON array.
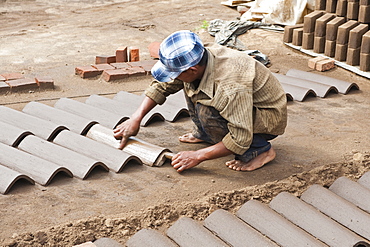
[[0, 106, 67, 141], [0, 142, 72, 185], [18, 135, 108, 179], [23, 101, 97, 135]]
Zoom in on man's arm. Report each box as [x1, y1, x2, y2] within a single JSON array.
[[171, 141, 233, 172], [113, 96, 157, 149]]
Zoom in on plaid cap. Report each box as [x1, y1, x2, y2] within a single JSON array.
[[151, 30, 204, 82]]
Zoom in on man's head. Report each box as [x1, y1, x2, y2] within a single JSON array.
[[151, 30, 205, 83]]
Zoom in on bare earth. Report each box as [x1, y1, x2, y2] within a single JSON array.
[[0, 0, 370, 246]]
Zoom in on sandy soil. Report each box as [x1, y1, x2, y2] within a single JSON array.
[[0, 0, 369, 246]]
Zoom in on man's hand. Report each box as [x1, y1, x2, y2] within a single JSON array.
[[171, 150, 203, 172], [113, 118, 140, 149]]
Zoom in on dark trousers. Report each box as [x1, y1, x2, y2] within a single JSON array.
[[186, 95, 277, 162]]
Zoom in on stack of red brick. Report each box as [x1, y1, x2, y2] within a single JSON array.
[[0, 73, 54, 95], [284, 0, 370, 71], [75, 45, 158, 82]]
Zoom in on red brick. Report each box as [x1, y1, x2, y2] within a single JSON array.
[[91, 63, 115, 72], [6, 78, 38, 92], [308, 56, 327, 69], [0, 75, 5, 81], [35, 76, 54, 89], [125, 66, 146, 77], [116, 46, 128, 63], [358, 5, 370, 23], [102, 69, 129, 81], [95, 55, 116, 64], [1, 73, 24, 81], [346, 47, 361, 65], [148, 42, 161, 58], [0, 81, 10, 94], [129, 47, 140, 62], [75, 66, 101, 78], [315, 58, 335, 71], [360, 53, 370, 71], [127, 60, 157, 75], [110, 62, 131, 69]]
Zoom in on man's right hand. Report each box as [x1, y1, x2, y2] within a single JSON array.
[[113, 118, 141, 149]]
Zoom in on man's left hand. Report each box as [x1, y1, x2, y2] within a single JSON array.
[[171, 151, 202, 173]]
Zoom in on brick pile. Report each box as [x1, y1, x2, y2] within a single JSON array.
[[0, 73, 54, 95], [284, 0, 370, 71], [75, 45, 159, 82]]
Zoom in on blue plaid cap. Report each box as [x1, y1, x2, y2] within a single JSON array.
[[151, 30, 204, 82]]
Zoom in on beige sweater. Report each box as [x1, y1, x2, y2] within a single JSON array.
[[145, 43, 287, 155]]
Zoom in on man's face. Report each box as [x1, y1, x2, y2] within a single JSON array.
[[176, 66, 202, 83]]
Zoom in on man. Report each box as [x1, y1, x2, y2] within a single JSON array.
[[114, 30, 287, 173]]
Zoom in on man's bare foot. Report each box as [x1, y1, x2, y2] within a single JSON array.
[[178, 133, 204, 143], [225, 147, 276, 171]]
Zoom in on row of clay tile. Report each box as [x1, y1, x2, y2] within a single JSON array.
[[0, 101, 173, 194], [278, 69, 359, 101], [0, 72, 54, 94], [125, 171, 370, 247]]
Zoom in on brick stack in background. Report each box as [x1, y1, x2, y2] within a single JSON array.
[[284, 0, 370, 72], [75, 45, 158, 82], [0, 73, 54, 95]]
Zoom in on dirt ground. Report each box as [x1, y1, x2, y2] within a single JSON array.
[[0, 0, 370, 246]]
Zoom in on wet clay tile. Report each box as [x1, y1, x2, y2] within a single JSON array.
[[35, 76, 54, 89], [116, 46, 128, 62], [91, 63, 115, 72], [102, 69, 129, 81], [75, 66, 101, 78], [6, 78, 38, 92], [95, 55, 116, 64], [1, 73, 24, 81]]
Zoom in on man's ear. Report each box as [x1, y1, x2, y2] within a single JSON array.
[[188, 66, 198, 74]]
